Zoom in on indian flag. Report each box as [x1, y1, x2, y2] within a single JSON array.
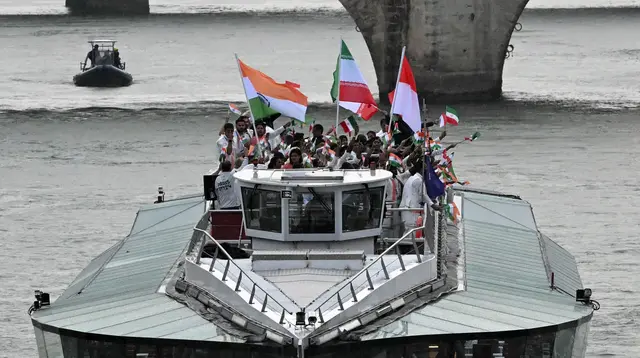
[[228, 103, 242, 115], [339, 115, 359, 134], [413, 130, 425, 144], [429, 139, 442, 151], [388, 153, 403, 167], [330, 40, 378, 120], [439, 106, 459, 127], [445, 202, 461, 223], [238, 58, 308, 122]]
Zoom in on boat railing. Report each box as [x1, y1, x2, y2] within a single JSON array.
[[192, 226, 295, 324], [307, 203, 442, 322]]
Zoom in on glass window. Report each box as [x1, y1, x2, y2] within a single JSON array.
[[43, 331, 64, 358], [241, 187, 282, 233], [572, 321, 591, 358], [289, 189, 335, 234], [342, 187, 384, 232], [33, 327, 47, 358], [553, 326, 576, 358]]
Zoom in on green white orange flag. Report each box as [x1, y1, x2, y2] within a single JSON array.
[[388, 153, 403, 167], [238, 58, 308, 122], [330, 40, 378, 120], [228, 103, 242, 115], [444, 202, 461, 223], [439, 106, 459, 127]]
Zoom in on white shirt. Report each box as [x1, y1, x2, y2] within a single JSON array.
[[385, 177, 402, 206], [346, 151, 363, 167], [216, 135, 239, 161], [265, 125, 286, 151], [396, 170, 412, 185], [399, 172, 433, 209], [215, 170, 240, 209]]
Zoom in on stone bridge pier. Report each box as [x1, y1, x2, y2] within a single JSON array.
[[65, 0, 148, 15], [340, 0, 529, 104]]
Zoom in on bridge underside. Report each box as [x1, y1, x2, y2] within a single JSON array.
[[340, 0, 529, 104], [65, 0, 149, 15]]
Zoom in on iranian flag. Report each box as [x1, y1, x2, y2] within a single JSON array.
[[330, 40, 379, 120], [339, 115, 359, 134], [439, 106, 459, 127], [238, 58, 308, 122], [388, 153, 403, 167], [387, 51, 422, 133]]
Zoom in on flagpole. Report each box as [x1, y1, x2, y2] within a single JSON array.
[[234, 53, 263, 159], [388, 46, 406, 135], [444, 105, 447, 131], [335, 38, 342, 133], [421, 97, 427, 206]]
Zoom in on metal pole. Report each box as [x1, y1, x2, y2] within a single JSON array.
[[387, 46, 407, 134], [335, 38, 342, 132], [233, 54, 263, 158]]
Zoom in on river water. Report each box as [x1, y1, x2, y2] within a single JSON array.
[[1, 0, 639, 357]]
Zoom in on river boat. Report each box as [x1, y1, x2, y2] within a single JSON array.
[[28, 167, 598, 358], [73, 40, 132, 87]]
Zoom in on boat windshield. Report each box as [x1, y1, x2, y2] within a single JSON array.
[[85, 41, 116, 67], [289, 188, 335, 234], [342, 186, 384, 232]]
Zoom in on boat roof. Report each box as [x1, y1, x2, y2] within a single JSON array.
[[234, 168, 392, 187], [357, 189, 593, 340], [30, 195, 249, 344], [89, 39, 117, 43], [31, 189, 593, 345]]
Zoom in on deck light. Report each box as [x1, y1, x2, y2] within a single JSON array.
[[308, 316, 318, 325], [32, 290, 50, 311], [576, 288, 592, 303], [154, 186, 164, 203]]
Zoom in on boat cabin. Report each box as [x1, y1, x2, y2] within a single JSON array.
[[233, 168, 391, 253]]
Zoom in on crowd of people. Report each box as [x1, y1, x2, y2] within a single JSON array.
[[211, 110, 468, 234]]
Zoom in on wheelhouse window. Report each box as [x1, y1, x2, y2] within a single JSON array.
[[241, 187, 282, 233], [342, 187, 385, 232], [289, 189, 335, 234]]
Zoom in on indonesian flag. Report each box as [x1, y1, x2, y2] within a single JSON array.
[[238, 58, 308, 122], [439, 106, 459, 127], [330, 40, 379, 120], [387, 54, 421, 133]]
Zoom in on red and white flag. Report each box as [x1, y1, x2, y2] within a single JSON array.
[[387, 51, 421, 133]]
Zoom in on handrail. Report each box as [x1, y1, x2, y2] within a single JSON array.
[[308, 203, 430, 315], [192, 227, 294, 316]]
